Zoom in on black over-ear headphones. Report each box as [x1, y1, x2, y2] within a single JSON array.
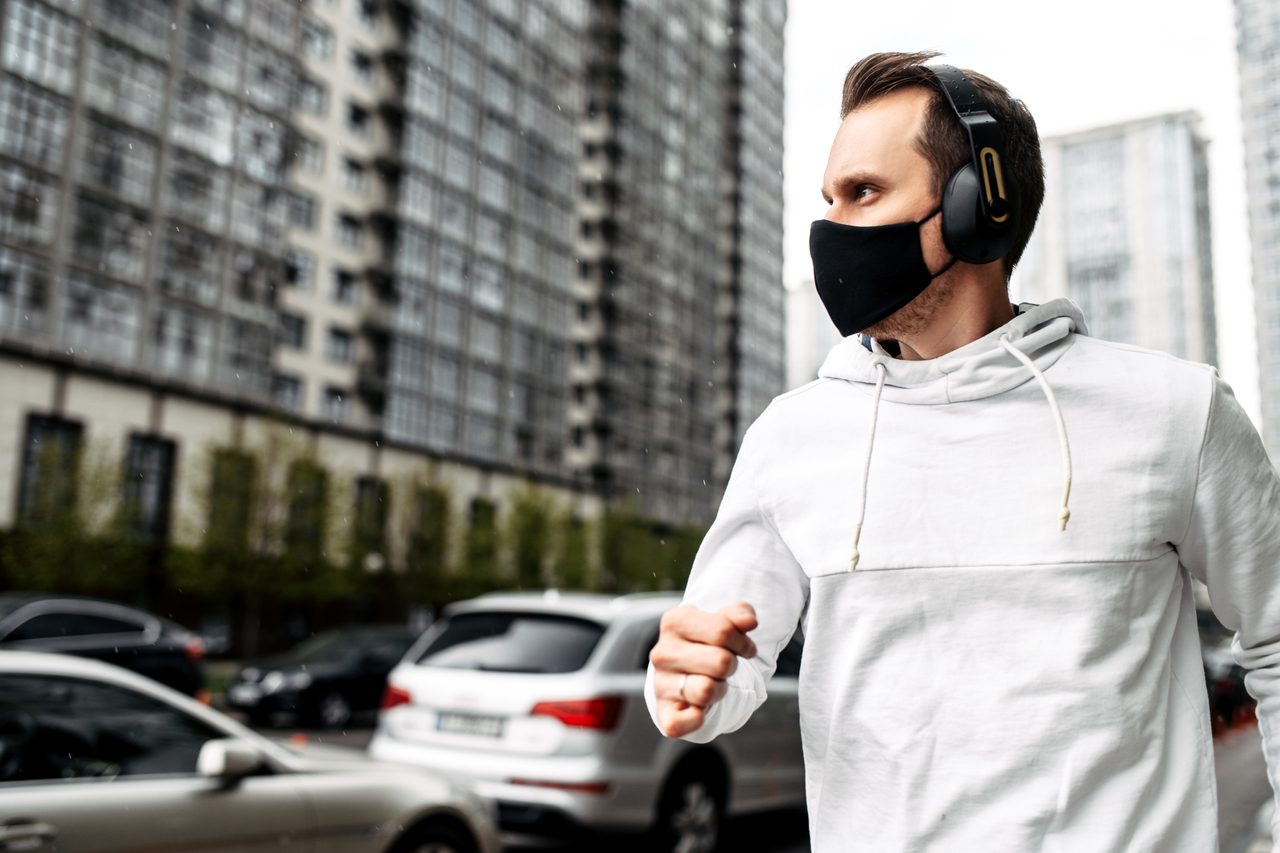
[[928, 65, 1021, 265]]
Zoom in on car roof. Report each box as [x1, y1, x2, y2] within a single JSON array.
[[445, 590, 683, 625], [0, 593, 180, 630]]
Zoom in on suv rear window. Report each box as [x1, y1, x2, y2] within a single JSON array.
[[417, 612, 605, 674]]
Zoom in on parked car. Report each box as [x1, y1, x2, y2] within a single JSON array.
[[227, 625, 419, 729], [369, 591, 805, 852], [0, 594, 204, 695], [0, 650, 499, 853]]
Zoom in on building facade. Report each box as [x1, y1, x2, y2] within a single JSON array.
[[1016, 112, 1217, 368], [1238, 0, 1280, 458], [0, 0, 786, 554], [570, 0, 786, 524]]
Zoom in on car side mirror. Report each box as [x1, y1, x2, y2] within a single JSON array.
[[197, 738, 262, 782]]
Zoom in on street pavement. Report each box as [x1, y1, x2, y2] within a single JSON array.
[[256, 724, 1274, 853]]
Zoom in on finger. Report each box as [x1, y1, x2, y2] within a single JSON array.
[[663, 606, 757, 659], [654, 670, 728, 707], [656, 700, 705, 738], [650, 637, 739, 680], [722, 602, 759, 638]]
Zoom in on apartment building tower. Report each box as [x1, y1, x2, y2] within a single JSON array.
[[1017, 112, 1217, 367], [1238, 0, 1280, 458], [571, 0, 786, 524]]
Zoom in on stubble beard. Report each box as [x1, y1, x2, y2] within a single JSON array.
[[861, 265, 960, 342]]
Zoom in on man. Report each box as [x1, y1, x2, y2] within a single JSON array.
[[645, 51, 1280, 851]]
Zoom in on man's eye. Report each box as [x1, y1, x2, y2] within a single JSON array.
[[857, 186, 874, 199]]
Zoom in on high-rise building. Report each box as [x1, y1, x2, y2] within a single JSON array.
[[0, 0, 298, 400], [1238, 0, 1280, 458], [1016, 113, 1217, 368], [385, 0, 583, 476], [571, 0, 786, 524], [0, 0, 786, 541]]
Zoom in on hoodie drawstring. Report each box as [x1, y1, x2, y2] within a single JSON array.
[[850, 362, 887, 571], [999, 335, 1072, 531]]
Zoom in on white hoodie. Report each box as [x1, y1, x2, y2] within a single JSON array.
[[645, 299, 1280, 852]]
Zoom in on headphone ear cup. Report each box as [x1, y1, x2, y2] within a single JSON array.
[[941, 164, 987, 265], [940, 163, 1021, 265]]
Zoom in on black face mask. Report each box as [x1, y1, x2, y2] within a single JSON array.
[[809, 208, 956, 337]]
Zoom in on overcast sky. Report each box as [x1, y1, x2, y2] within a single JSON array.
[[781, 0, 1259, 421]]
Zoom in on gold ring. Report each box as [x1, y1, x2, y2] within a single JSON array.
[[678, 673, 688, 702]]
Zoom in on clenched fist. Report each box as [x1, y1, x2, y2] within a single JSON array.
[[649, 602, 758, 738]]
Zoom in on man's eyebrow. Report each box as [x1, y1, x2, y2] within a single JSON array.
[[822, 171, 883, 203]]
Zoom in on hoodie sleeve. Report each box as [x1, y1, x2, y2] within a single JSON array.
[[1175, 371, 1280, 830], [645, 421, 810, 743]]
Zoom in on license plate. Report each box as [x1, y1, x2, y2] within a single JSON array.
[[228, 684, 261, 706], [436, 712, 504, 738]]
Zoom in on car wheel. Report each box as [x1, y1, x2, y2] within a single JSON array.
[[654, 762, 725, 853], [316, 691, 351, 730], [389, 819, 477, 853]]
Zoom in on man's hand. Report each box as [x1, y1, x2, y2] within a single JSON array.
[[649, 602, 758, 738]]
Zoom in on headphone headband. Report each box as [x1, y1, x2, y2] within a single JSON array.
[[928, 64, 1014, 229]]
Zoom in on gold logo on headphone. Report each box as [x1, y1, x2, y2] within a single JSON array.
[[979, 147, 1009, 223]]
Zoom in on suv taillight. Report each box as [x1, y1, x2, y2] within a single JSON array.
[[184, 637, 205, 662], [381, 684, 411, 711], [530, 696, 624, 730]]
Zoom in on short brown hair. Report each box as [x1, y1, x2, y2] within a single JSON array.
[[840, 51, 1044, 279]]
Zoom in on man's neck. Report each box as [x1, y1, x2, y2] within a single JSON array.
[[894, 285, 1016, 361]]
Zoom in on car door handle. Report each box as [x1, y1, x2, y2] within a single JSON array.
[[0, 822, 58, 852]]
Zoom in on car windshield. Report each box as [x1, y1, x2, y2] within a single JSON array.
[[417, 612, 606, 674], [273, 628, 414, 666]]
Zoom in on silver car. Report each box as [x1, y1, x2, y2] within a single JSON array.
[[369, 591, 805, 851], [0, 651, 499, 853]]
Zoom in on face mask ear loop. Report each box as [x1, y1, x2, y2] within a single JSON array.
[[850, 362, 888, 571], [916, 206, 956, 279]]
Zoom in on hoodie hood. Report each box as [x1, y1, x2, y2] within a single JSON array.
[[817, 298, 1088, 405]]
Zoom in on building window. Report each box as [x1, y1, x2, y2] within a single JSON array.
[[0, 163, 57, 246], [278, 311, 306, 348], [322, 387, 347, 422], [347, 102, 370, 136], [206, 449, 253, 553], [0, 246, 50, 335], [83, 37, 166, 133], [0, 75, 69, 170], [17, 415, 82, 526], [170, 78, 234, 165], [272, 373, 303, 410], [335, 213, 363, 248], [151, 302, 213, 381], [467, 367, 501, 414], [183, 11, 239, 91], [350, 49, 374, 84], [294, 133, 324, 174], [79, 117, 157, 207], [3, 0, 79, 95], [61, 272, 142, 364], [165, 150, 228, 234], [332, 269, 357, 304], [123, 435, 176, 543], [284, 249, 314, 290], [290, 192, 317, 230], [298, 76, 328, 115], [352, 476, 387, 560], [285, 460, 327, 562], [342, 158, 367, 195], [301, 17, 333, 60], [326, 327, 353, 363]]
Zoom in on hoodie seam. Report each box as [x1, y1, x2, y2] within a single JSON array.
[[1174, 367, 1218, 549], [806, 551, 1177, 577]]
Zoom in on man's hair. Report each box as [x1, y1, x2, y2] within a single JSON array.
[[840, 51, 1044, 279]]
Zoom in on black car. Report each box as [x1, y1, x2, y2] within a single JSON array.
[[0, 594, 205, 695], [227, 626, 419, 729]]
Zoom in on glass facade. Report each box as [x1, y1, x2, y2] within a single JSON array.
[[0, 0, 296, 399], [1238, 0, 1280, 458], [386, 0, 582, 475]]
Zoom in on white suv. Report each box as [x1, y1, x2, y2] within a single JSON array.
[[369, 591, 805, 851]]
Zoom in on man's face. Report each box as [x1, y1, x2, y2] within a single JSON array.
[[821, 86, 957, 339]]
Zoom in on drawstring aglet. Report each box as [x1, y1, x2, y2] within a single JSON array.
[[1058, 480, 1072, 531], [849, 526, 863, 571]]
